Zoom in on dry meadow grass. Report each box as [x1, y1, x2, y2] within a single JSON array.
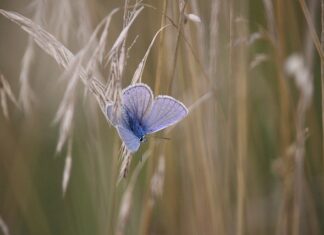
[[0, 0, 323, 235]]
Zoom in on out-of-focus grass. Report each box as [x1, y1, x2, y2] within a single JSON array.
[[0, 0, 323, 235]]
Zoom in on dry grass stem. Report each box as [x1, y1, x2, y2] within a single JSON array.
[[187, 91, 213, 113], [0, 74, 19, 119], [208, 0, 220, 78], [116, 151, 150, 235], [0, 1, 323, 235], [167, 1, 187, 93], [262, 0, 276, 38], [299, 0, 324, 60], [285, 54, 313, 235]]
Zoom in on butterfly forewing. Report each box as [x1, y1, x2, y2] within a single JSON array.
[[117, 125, 140, 153], [143, 96, 188, 134], [122, 84, 153, 122]]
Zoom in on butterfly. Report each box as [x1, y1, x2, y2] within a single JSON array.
[[106, 83, 188, 153]]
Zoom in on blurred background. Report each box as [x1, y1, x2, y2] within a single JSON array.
[[0, 0, 323, 234]]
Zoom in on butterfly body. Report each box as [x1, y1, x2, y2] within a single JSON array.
[[123, 107, 147, 141], [106, 83, 188, 153]]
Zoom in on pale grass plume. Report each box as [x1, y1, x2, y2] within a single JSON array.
[[49, 0, 73, 44], [53, 55, 81, 153], [107, 5, 144, 62], [49, 0, 92, 45], [0, 2, 152, 207], [75, 0, 93, 45], [131, 24, 170, 84], [248, 32, 265, 45], [85, 8, 120, 73], [104, 67, 122, 126], [232, 31, 264, 48], [0, 9, 73, 69], [250, 53, 269, 69], [68, 10, 123, 107], [104, 2, 145, 110], [96, 9, 120, 65], [285, 53, 313, 104], [18, 0, 47, 114], [118, 40, 127, 82], [55, 7, 119, 92], [285, 53, 314, 235], [0, 216, 9, 235], [52, 38, 106, 151], [62, 138, 73, 196], [54, 103, 74, 153], [0, 74, 19, 119], [101, 2, 143, 130], [184, 13, 201, 23], [106, 53, 123, 103], [0, 6, 109, 114], [0, 7, 123, 112], [19, 39, 37, 114], [150, 155, 165, 200], [118, 146, 132, 180]]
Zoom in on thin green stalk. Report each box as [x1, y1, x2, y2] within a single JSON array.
[[321, 0, 324, 168], [234, 2, 248, 235]]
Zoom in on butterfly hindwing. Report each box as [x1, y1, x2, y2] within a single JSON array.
[[117, 125, 140, 153], [143, 96, 188, 134]]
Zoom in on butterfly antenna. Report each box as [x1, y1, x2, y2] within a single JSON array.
[[153, 136, 171, 141]]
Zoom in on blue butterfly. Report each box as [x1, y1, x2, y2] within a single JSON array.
[[106, 83, 188, 153]]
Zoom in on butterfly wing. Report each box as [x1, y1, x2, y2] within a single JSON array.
[[143, 96, 188, 134], [117, 125, 140, 153], [122, 83, 153, 122], [107, 84, 186, 152]]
